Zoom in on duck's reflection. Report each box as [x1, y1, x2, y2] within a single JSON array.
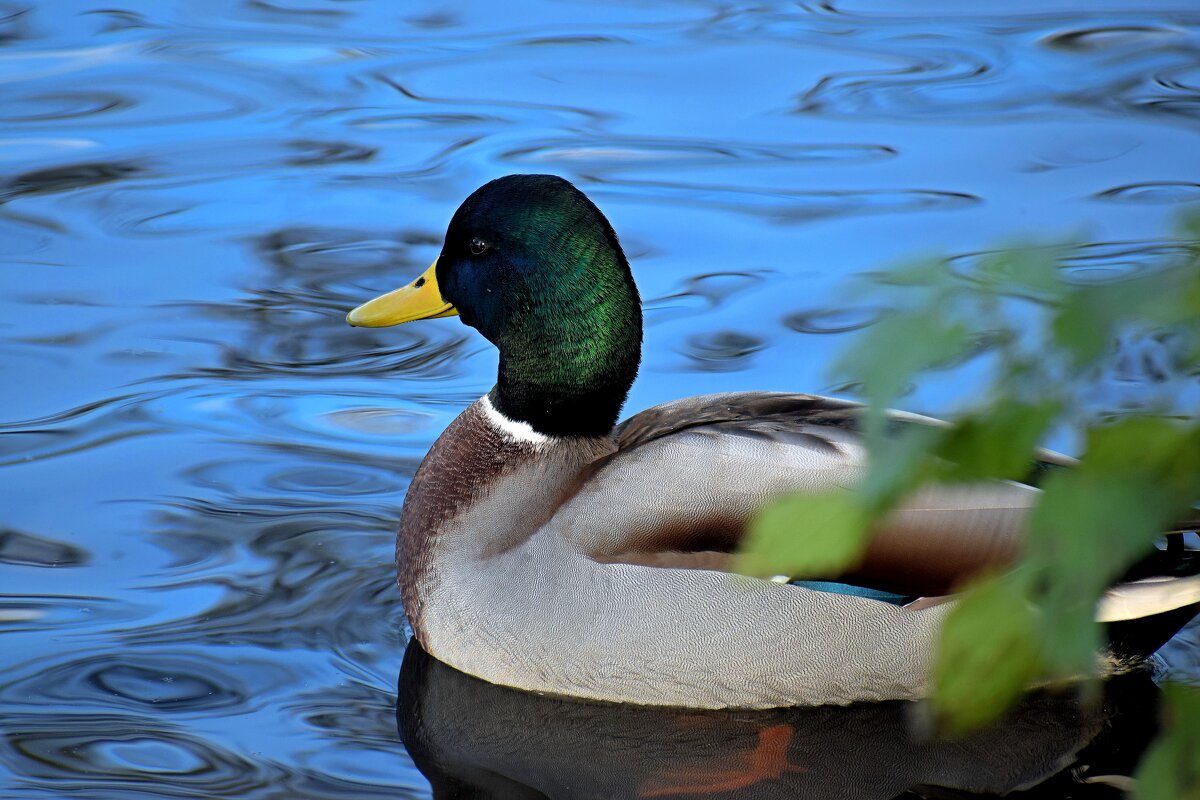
[[396, 640, 1158, 799]]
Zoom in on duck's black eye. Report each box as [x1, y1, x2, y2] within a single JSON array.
[[469, 237, 490, 255]]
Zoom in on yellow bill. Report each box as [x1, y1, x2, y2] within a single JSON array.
[[346, 259, 458, 327]]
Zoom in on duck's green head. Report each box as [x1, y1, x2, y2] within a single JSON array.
[[348, 174, 642, 437]]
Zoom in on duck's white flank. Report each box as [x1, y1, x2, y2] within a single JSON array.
[[480, 394, 552, 446]]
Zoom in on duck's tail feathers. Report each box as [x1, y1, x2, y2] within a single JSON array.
[[1099, 543, 1200, 661]]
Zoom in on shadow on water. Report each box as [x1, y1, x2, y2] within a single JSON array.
[[397, 640, 1158, 799]]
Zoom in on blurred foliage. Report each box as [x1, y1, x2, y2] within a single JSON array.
[[1137, 684, 1200, 800], [737, 215, 1200, 794]]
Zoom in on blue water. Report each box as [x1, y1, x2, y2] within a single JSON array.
[[2, 1, 1199, 797]]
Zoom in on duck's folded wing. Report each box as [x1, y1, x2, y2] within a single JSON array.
[[555, 392, 1043, 597]]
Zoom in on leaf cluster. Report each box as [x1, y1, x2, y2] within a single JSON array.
[[737, 217, 1200, 794]]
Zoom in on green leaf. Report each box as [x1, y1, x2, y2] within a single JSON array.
[[1124, 265, 1200, 329], [933, 573, 1042, 733], [970, 248, 1066, 302], [866, 257, 951, 287], [1028, 472, 1166, 675], [935, 400, 1060, 483], [835, 305, 975, 410], [1180, 211, 1200, 241], [1084, 417, 1190, 474], [1135, 684, 1200, 800], [1052, 289, 1115, 368], [1081, 417, 1200, 503], [1022, 419, 1200, 677], [760, 227, 1200, 743], [856, 423, 944, 514], [1052, 262, 1200, 370], [738, 492, 870, 579]]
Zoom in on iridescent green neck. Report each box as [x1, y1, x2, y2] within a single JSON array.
[[487, 243, 641, 438]]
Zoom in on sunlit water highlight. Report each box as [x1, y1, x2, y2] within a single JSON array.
[[1, 1, 1199, 797]]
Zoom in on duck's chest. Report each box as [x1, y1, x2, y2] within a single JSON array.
[[396, 400, 610, 638]]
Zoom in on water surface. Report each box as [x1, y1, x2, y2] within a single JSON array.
[[2, 1, 1199, 797]]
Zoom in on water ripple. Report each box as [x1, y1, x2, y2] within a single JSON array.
[[0, 391, 168, 467], [1, 160, 143, 201], [0, 90, 131, 122], [678, 330, 765, 372], [1095, 182, 1200, 205], [1057, 241, 1196, 283], [123, 518, 403, 676], [3, 711, 278, 796], [128, 226, 479, 381], [792, 14, 1200, 123], [342, 110, 509, 131], [501, 136, 895, 171], [1042, 25, 1187, 52], [948, 240, 1195, 286], [1, 652, 258, 713], [0, 529, 89, 567], [186, 455, 407, 501], [0, 4, 29, 45], [286, 139, 377, 167], [785, 305, 884, 334], [591, 178, 979, 224], [248, 0, 351, 21], [176, 323, 470, 381], [0, 595, 149, 634], [3, 73, 262, 129], [644, 271, 769, 325], [0, 213, 54, 255]]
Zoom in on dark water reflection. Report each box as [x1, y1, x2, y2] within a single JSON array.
[[398, 641, 1156, 799], [2, 0, 1199, 797]]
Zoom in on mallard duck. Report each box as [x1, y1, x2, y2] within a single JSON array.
[[348, 174, 1200, 709]]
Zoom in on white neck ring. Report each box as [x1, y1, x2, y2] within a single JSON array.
[[480, 394, 552, 446]]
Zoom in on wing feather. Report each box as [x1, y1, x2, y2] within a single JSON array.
[[555, 393, 1047, 597]]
